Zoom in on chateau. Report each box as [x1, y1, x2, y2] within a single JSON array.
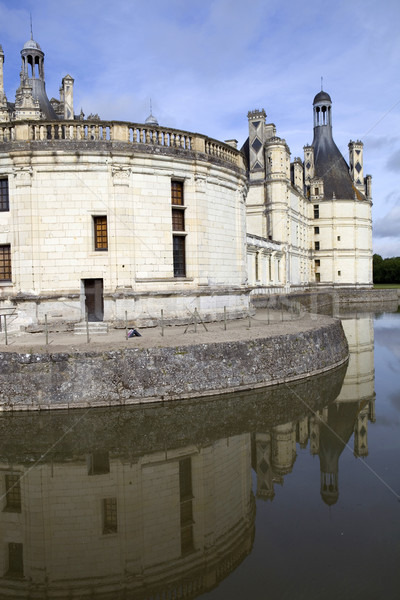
[[0, 36, 373, 330]]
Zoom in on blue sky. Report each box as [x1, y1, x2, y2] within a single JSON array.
[[1, 0, 399, 257]]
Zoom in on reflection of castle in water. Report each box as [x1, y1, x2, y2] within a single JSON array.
[[0, 317, 374, 598], [253, 315, 375, 504], [1, 438, 255, 599]]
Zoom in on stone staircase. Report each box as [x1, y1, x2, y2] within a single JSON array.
[[74, 321, 108, 335]]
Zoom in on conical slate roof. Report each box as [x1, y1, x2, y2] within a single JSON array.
[[312, 92, 364, 200]]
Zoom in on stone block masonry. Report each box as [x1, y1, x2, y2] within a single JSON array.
[[0, 316, 348, 410]]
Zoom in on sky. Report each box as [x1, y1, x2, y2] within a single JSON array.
[[1, 0, 399, 257]]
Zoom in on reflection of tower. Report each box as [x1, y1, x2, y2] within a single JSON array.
[[309, 413, 322, 455], [319, 402, 360, 505], [354, 403, 369, 457], [336, 316, 375, 456], [317, 315, 376, 504], [253, 432, 275, 501], [252, 423, 297, 501], [297, 416, 309, 449], [271, 423, 297, 476]]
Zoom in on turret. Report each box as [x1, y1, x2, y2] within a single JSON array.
[[16, 36, 57, 119], [348, 140, 365, 193], [303, 144, 314, 184], [0, 44, 5, 102], [61, 75, 74, 120], [0, 44, 9, 122], [313, 90, 332, 128], [311, 90, 360, 200], [247, 109, 267, 182], [365, 174, 372, 201], [291, 157, 303, 191]]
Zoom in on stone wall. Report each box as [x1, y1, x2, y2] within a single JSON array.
[[251, 288, 399, 314], [0, 318, 348, 410], [0, 137, 248, 329]]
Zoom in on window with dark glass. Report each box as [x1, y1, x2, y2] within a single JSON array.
[[94, 216, 108, 251], [6, 543, 23, 578], [0, 178, 9, 211], [315, 241, 320, 251], [0, 245, 11, 281], [171, 181, 186, 277], [315, 259, 320, 267], [314, 226, 319, 234], [173, 236, 186, 277], [314, 205, 319, 219], [4, 474, 21, 512], [172, 208, 185, 231], [87, 451, 110, 475], [102, 497, 117, 534]]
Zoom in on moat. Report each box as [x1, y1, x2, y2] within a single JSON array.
[[0, 308, 399, 599]]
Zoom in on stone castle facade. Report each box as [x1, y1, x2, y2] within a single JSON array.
[[0, 36, 373, 330]]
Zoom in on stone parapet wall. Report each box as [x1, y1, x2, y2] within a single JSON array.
[[251, 288, 399, 314], [0, 120, 245, 170], [0, 317, 348, 410]]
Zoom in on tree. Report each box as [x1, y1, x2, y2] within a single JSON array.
[[373, 253, 400, 283]]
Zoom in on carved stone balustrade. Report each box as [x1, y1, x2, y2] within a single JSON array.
[[0, 120, 245, 169]]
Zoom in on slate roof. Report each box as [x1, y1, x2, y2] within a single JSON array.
[[312, 93, 365, 201]]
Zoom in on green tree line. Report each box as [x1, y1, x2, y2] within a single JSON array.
[[373, 254, 400, 283]]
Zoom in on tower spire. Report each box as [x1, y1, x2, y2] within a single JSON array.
[[30, 13, 33, 40]]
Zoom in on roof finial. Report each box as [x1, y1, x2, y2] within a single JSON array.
[[321, 76, 323, 91], [145, 98, 159, 126], [30, 13, 33, 39]]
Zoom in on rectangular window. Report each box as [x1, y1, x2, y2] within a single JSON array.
[[93, 216, 108, 251], [255, 252, 259, 281], [314, 226, 319, 234], [315, 259, 320, 267], [171, 181, 184, 205], [87, 451, 110, 475], [172, 181, 186, 277], [4, 474, 21, 512], [314, 205, 319, 219], [315, 241, 320, 251], [314, 187, 319, 196], [0, 245, 11, 281], [172, 208, 185, 231], [7, 543, 23, 578], [173, 236, 186, 277], [337, 235, 341, 241], [338, 270, 341, 276], [0, 178, 9, 212], [102, 497, 117, 534]]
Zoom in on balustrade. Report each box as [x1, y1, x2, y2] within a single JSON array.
[[0, 125, 14, 142], [0, 120, 241, 167]]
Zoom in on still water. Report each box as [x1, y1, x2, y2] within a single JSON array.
[[0, 310, 399, 599]]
